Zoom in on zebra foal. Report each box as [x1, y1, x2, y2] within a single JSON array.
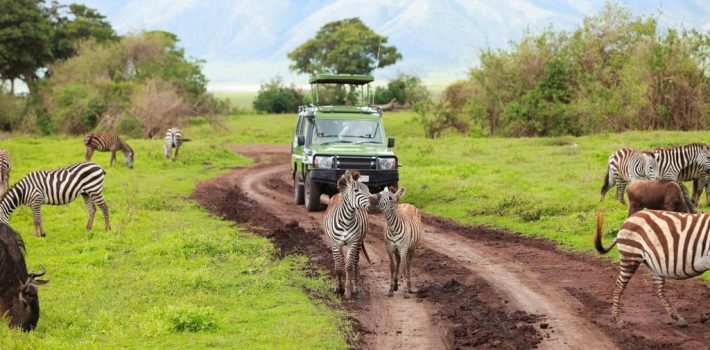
[[0, 162, 110, 237], [323, 170, 374, 299], [164, 128, 189, 160], [376, 186, 422, 298], [84, 132, 134, 169], [600, 148, 657, 204], [595, 210, 710, 328]]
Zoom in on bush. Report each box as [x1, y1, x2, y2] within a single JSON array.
[[166, 306, 217, 333], [253, 77, 304, 113], [374, 74, 430, 105], [0, 93, 26, 131]]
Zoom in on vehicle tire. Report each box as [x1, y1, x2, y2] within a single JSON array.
[[294, 173, 305, 205], [304, 172, 321, 212]]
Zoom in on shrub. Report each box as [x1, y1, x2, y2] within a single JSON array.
[[166, 306, 218, 333], [374, 74, 430, 106], [253, 77, 304, 113]]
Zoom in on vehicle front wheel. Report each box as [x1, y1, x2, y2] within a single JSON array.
[[304, 172, 321, 212], [294, 173, 304, 205]]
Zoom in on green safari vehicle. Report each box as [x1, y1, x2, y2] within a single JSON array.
[[291, 74, 399, 211]]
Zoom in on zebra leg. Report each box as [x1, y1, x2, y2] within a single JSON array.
[[82, 194, 96, 230], [611, 258, 640, 328], [31, 200, 45, 237], [85, 147, 94, 161], [352, 243, 362, 295], [164, 144, 171, 159], [92, 194, 111, 231], [652, 275, 688, 327], [174, 145, 180, 161], [331, 244, 343, 294], [344, 243, 360, 299], [394, 249, 400, 292], [616, 180, 627, 205], [386, 243, 396, 297], [401, 247, 412, 299], [110, 151, 116, 167]]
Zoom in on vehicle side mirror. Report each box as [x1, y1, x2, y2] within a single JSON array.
[[297, 135, 305, 146], [387, 137, 395, 148]]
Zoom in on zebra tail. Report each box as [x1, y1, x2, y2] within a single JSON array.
[[181, 138, 192, 142], [600, 167, 611, 200], [594, 211, 617, 254], [360, 241, 372, 264]]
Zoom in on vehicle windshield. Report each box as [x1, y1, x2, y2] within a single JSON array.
[[312, 119, 384, 145]]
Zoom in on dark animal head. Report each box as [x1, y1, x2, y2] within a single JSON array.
[[0, 224, 48, 331], [125, 148, 134, 169]]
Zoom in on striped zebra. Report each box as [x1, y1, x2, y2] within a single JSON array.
[[0, 162, 110, 237], [595, 210, 710, 328], [376, 186, 422, 298], [652, 143, 710, 210], [164, 128, 189, 160], [84, 132, 134, 169], [0, 148, 10, 195], [600, 148, 657, 204], [323, 170, 373, 299]]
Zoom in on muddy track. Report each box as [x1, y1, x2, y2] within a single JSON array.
[[195, 144, 710, 349]]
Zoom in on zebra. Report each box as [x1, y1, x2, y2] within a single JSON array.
[[0, 162, 110, 237], [376, 186, 422, 298], [652, 143, 710, 210], [600, 148, 657, 204], [595, 210, 710, 328], [84, 132, 134, 169], [323, 170, 373, 299], [0, 148, 10, 195], [164, 128, 189, 160]]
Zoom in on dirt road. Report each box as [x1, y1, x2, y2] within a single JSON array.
[[194, 144, 710, 349]]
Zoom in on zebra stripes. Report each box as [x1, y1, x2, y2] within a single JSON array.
[[377, 187, 422, 298], [164, 128, 184, 160], [595, 210, 710, 328], [0, 148, 10, 196], [84, 132, 134, 169], [601, 148, 657, 204], [0, 162, 110, 237], [323, 170, 373, 299]]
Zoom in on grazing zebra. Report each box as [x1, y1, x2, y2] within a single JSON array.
[[600, 148, 657, 204], [652, 143, 710, 210], [595, 210, 710, 328], [164, 128, 189, 160], [0, 162, 110, 237], [84, 132, 134, 169], [323, 170, 373, 299], [0, 148, 10, 195], [376, 186, 422, 298]]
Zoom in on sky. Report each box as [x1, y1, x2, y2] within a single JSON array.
[[77, 0, 709, 91]]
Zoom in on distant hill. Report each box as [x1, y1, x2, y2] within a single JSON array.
[[83, 0, 709, 90]]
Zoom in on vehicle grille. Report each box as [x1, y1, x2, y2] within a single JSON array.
[[335, 156, 376, 170]]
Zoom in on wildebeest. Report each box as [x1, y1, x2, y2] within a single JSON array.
[[626, 180, 691, 217], [0, 223, 48, 331]]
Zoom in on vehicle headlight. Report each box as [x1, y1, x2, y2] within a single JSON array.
[[378, 157, 397, 170], [314, 156, 334, 168]]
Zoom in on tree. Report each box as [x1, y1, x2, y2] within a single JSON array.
[[253, 77, 304, 113], [288, 18, 401, 75], [44, 2, 117, 62], [0, 0, 52, 94]]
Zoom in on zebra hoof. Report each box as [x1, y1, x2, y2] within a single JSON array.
[[615, 321, 625, 329], [403, 292, 410, 299], [677, 318, 688, 328], [700, 312, 710, 323]]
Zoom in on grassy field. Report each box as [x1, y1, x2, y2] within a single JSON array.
[[0, 133, 348, 348], [212, 91, 258, 111], [207, 112, 710, 268]]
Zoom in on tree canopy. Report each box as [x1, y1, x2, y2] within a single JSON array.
[[288, 18, 401, 75]]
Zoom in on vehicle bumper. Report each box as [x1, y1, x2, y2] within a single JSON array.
[[310, 169, 399, 190]]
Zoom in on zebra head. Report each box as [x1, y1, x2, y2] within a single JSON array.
[[642, 153, 658, 179], [125, 149, 134, 169], [377, 186, 406, 212], [336, 170, 371, 210]]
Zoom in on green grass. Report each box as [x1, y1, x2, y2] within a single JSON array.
[[208, 112, 710, 277], [213, 91, 258, 111], [0, 134, 348, 348]]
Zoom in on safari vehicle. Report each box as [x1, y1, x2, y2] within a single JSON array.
[[291, 74, 398, 211]]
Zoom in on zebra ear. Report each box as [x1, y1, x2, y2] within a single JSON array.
[[337, 172, 352, 191], [394, 187, 406, 200], [350, 170, 360, 181]]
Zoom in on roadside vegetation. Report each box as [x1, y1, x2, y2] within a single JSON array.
[[0, 128, 348, 349]]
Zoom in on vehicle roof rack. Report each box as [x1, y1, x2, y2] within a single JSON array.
[[309, 74, 374, 85]]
